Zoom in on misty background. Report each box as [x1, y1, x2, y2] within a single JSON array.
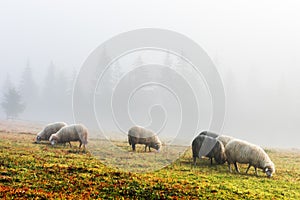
[[0, 1, 300, 148]]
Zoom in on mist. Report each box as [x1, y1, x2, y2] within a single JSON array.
[[0, 0, 300, 148]]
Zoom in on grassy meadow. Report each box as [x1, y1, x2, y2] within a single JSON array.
[[0, 121, 300, 199]]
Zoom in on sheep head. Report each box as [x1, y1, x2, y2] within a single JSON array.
[[49, 135, 58, 145], [264, 165, 275, 178], [36, 136, 41, 143]]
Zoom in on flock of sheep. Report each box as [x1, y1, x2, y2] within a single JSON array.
[[35, 122, 88, 149], [126, 126, 275, 177], [34, 122, 275, 177], [192, 131, 275, 178]]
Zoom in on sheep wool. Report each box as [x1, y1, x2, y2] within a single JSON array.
[[216, 135, 235, 147], [36, 122, 67, 143]]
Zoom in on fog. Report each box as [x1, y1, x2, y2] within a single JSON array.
[[0, 0, 300, 148]]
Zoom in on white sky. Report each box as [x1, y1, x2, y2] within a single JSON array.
[[1, 0, 299, 84]]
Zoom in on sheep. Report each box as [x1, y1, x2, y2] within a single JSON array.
[[192, 135, 226, 166], [35, 122, 67, 143], [199, 131, 219, 138], [216, 135, 235, 147], [49, 124, 88, 149], [128, 126, 162, 152], [225, 139, 275, 177]]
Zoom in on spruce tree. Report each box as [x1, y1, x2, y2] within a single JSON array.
[[1, 86, 25, 119]]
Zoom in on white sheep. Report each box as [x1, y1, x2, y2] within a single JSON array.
[[216, 135, 235, 147], [49, 124, 88, 149], [128, 126, 162, 152], [225, 139, 275, 177], [36, 122, 67, 143]]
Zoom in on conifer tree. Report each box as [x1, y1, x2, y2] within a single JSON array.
[[1, 86, 25, 119]]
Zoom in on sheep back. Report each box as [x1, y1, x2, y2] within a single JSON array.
[[128, 126, 161, 152], [216, 135, 235, 147], [199, 131, 219, 138], [36, 122, 67, 142]]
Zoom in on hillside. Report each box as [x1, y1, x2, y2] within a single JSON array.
[[0, 121, 300, 199]]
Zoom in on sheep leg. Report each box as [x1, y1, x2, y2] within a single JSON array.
[[228, 162, 232, 173], [246, 164, 251, 174], [68, 142, 72, 147], [79, 141, 82, 148], [148, 146, 151, 152], [193, 157, 197, 166], [210, 158, 213, 165], [234, 162, 240, 173], [255, 167, 258, 176], [144, 145, 147, 152], [132, 144, 136, 151]]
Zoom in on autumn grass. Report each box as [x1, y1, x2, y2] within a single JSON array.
[[0, 126, 300, 199]]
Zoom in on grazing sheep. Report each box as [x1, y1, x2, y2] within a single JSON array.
[[225, 139, 275, 177], [128, 126, 162, 152], [36, 122, 67, 143], [192, 135, 226, 165], [199, 131, 219, 138], [216, 135, 235, 147], [49, 124, 88, 149]]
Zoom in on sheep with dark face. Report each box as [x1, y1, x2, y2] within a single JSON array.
[[225, 139, 275, 177], [49, 124, 88, 149], [199, 131, 219, 138], [192, 135, 226, 165], [36, 122, 67, 143], [128, 126, 162, 152]]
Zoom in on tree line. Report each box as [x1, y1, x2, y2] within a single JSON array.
[[1, 61, 76, 123]]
